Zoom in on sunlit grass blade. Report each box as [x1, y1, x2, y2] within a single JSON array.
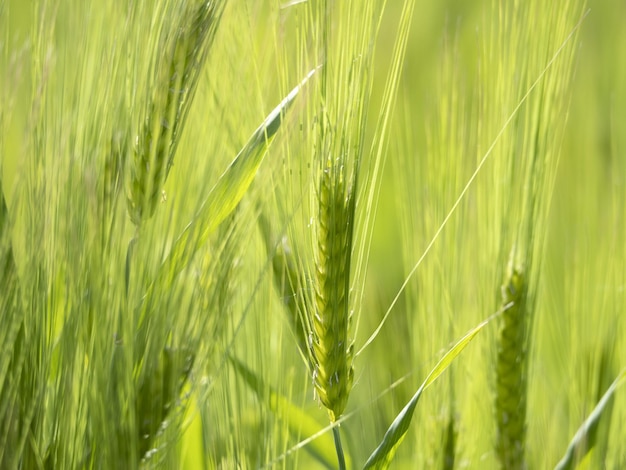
[[139, 68, 316, 313], [363, 313, 497, 470], [229, 355, 340, 469], [554, 369, 626, 470]]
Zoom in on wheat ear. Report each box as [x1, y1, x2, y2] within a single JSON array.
[[311, 154, 356, 422], [127, 1, 223, 225], [495, 259, 528, 470]]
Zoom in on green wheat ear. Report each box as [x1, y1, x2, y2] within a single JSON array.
[[127, 1, 223, 226], [495, 259, 528, 470], [311, 154, 356, 423]]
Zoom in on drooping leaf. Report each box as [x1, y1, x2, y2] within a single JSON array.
[[554, 369, 625, 470], [363, 315, 495, 470]]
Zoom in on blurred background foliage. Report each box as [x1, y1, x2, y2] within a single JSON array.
[[1, 0, 625, 468]]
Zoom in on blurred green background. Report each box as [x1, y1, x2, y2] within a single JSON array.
[[1, 0, 625, 468]]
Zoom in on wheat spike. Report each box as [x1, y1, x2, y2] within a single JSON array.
[[311, 154, 355, 422], [495, 260, 528, 470], [127, 1, 223, 225]]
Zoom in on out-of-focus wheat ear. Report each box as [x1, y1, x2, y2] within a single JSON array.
[[495, 259, 528, 470], [257, 211, 311, 359], [311, 155, 356, 423], [127, 1, 224, 226], [273, 235, 311, 359]]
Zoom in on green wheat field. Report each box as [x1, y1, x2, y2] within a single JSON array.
[[1, 0, 625, 468]]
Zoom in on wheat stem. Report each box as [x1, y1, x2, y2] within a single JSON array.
[[332, 425, 347, 470]]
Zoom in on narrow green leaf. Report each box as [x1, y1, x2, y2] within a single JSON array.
[[229, 356, 340, 469], [140, 68, 316, 313], [363, 315, 494, 470], [554, 369, 626, 470]]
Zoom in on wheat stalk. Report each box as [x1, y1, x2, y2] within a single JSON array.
[[311, 153, 356, 423], [127, 0, 223, 225], [495, 258, 528, 470]]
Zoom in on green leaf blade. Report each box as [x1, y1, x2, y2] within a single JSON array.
[[139, 68, 316, 314], [363, 315, 494, 470], [554, 370, 626, 470]]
